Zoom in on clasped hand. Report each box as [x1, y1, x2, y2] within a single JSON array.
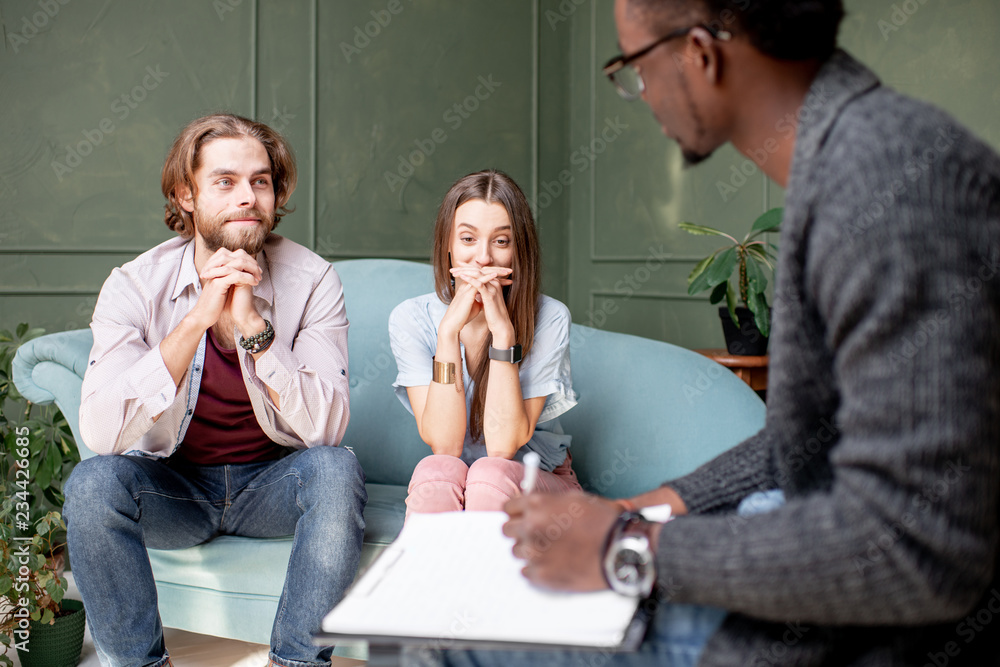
[[441, 266, 514, 344], [192, 248, 263, 333]]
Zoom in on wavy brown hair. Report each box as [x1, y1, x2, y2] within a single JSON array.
[[160, 113, 297, 238], [432, 170, 541, 442]]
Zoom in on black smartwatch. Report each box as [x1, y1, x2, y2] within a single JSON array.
[[603, 512, 656, 597], [487, 343, 523, 364]]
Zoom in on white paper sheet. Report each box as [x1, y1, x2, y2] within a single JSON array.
[[321, 511, 641, 648]]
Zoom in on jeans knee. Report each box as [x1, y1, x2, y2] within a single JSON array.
[[293, 446, 366, 505], [63, 455, 140, 524]]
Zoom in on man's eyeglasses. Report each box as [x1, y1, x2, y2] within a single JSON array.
[[602, 24, 732, 101]]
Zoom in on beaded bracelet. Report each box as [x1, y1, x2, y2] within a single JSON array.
[[239, 319, 274, 354]]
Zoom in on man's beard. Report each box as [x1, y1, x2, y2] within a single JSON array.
[[677, 72, 714, 168], [196, 208, 275, 256]]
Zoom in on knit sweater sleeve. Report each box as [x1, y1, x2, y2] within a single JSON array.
[[656, 111, 1000, 626], [665, 430, 776, 515]]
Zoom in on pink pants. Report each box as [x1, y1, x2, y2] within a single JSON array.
[[405, 451, 582, 518]]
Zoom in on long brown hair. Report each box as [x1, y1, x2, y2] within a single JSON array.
[[432, 170, 541, 442], [160, 113, 297, 238]]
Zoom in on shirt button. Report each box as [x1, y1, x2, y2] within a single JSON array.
[[187, 409, 193, 415]]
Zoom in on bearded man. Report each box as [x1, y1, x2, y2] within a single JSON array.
[[65, 114, 366, 667]]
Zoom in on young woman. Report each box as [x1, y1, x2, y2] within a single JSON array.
[[388, 170, 581, 516]]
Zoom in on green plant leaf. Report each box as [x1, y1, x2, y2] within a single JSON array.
[[709, 281, 728, 304], [678, 222, 737, 242], [686, 254, 714, 288], [703, 247, 738, 289], [725, 283, 738, 326], [749, 291, 771, 338], [749, 207, 783, 234], [15, 323, 28, 339], [687, 256, 719, 295], [746, 244, 775, 268], [745, 255, 768, 294]]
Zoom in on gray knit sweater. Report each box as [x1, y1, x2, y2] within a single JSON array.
[[661, 51, 1000, 666]]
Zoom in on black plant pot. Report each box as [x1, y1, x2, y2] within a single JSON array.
[[719, 306, 769, 356]]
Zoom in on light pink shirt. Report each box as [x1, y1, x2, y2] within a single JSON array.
[[80, 234, 350, 457]]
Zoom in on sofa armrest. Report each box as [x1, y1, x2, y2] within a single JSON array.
[[12, 329, 95, 459], [564, 324, 765, 498]]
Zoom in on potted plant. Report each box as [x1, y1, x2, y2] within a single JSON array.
[[0, 324, 84, 667], [0, 502, 86, 667], [680, 208, 782, 355]]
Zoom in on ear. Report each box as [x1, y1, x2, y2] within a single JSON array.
[[177, 184, 195, 213], [686, 27, 723, 84]]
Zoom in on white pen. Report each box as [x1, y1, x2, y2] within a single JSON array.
[[520, 451, 541, 495]]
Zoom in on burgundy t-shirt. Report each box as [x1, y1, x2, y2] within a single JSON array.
[[176, 329, 285, 465]]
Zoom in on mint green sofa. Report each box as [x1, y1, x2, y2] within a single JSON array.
[[12, 258, 765, 648]]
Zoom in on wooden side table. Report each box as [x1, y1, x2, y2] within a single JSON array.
[[695, 349, 769, 392]]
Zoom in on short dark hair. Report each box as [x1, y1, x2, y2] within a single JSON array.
[[627, 0, 844, 61], [161, 113, 297, 238]]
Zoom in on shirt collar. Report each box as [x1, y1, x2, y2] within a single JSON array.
[[171, 239, 200, 301]]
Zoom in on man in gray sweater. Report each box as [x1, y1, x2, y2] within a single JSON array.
[[429, 0, 1000, 665]]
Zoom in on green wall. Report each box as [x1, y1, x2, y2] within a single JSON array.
[[1, 0, 998, 348], [563, 0, 1000, 349]]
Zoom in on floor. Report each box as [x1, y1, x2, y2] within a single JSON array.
[[10, 573, 366, 667]]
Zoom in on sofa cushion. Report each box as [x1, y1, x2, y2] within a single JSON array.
[[148, 482, 406, 597], [335, 259, 436, 486]]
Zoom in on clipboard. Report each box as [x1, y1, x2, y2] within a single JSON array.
[[314, 511, 649, 652]]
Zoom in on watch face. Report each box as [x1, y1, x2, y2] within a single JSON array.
[[605, 531, 655, 597], [613, 551, 645, 586]]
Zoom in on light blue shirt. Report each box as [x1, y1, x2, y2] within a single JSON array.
[[388, 293, 578, 472]]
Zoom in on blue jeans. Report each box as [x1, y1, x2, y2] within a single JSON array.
[[63, 446, 367, 667], [424, 490, 786, 667]]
